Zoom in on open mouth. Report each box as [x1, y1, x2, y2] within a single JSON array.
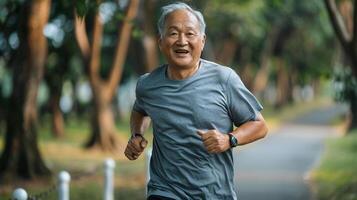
[[174, 49, 189, 54]]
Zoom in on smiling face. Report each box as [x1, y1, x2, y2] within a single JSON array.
[[159, 9, 206, 70]]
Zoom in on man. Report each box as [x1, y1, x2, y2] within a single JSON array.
[[124, 2, 268, 200]]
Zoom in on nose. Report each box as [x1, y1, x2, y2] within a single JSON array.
[[176, 33, 188, 46]]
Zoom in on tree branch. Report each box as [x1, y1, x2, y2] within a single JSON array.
[[74, 13, 91, 61], [105, 0, 139, 100], [252, 24, 280, 94], [324, 0, 351, 54], [89, 11, 103, 85]]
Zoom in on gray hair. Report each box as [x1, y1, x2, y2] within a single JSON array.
[[157, 2, 206, 38]]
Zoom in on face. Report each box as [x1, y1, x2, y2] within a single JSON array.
[[159, 9, 206, 70]]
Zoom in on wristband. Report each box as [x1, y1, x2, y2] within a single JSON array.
[[131, 133, 144, 139], [228, 132, 239, 148]]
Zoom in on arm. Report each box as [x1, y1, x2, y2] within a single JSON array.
[[124, 110, 151, 160], [130, 110, 151, 136], [232, 112, 268, 145], [198, 112, 268, 153]]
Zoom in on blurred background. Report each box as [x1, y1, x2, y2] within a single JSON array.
[[0, 0, 356, 199]]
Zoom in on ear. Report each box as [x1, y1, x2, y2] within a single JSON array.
[[201, 34, 206, 51], [158, 36, 163, 51]]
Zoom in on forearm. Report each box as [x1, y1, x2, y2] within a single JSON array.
[[130, 110, 151, 136], [231, 113, 268, 145]]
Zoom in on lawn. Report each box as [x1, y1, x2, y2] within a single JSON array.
[[312, 130, 357, 200], [0, 116, 150, 200]]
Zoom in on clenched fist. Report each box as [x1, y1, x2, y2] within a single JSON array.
[[124, 134, 148, 160], [197, 129, 230, 154]]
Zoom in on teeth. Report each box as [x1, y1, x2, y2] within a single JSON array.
[[175, 50, 188, 53]]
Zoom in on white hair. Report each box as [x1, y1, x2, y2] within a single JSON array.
[[157, 2, 206, 38]]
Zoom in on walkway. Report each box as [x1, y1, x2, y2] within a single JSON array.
[[234, 103, 348, 200]]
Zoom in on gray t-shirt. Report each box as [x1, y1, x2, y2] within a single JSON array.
[[133, 59, 263, 200]]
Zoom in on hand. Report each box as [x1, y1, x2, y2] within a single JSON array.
[[197, 129, 230, 154], [124, 135, 148, 160]]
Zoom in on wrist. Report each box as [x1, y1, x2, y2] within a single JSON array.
[[228, 132, 239, 148], [131, 133, 144, 139]]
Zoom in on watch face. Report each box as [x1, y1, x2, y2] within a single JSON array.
[[230, 134, 238, 147]]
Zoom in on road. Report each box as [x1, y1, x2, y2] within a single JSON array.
[[234, 104, 348, 200]]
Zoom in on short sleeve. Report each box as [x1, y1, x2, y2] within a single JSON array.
[[132, 75, 148, 116], [225, 70, 263, 126]]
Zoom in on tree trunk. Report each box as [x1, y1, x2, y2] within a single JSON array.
[[0, 0, 51, 180], [142, 35, 158, 72], [238, 63, 255, 90], [216, 38, 238, 66], [75, 0, 140, 151], [324, 0, 357, 130], [142, 0, 158, 72], [85, 92, 118, 151], [349, 90, 357, 130], [275, 59, 290, 108], [50, 90, 64, 138], [46, 49, 68, 138], [252, 25, 280, 94]]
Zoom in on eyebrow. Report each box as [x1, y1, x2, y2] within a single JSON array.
[[167, 26, 197, 31]]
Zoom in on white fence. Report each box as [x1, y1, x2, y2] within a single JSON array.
[[11, 149, 152, 200]]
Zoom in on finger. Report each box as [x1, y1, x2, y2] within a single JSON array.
[[206, 143, 227, 154], [140, 139, 148, 149], [203, 139, 216, 148], [206, 147, 218, 154], [129, 139, 143, 152], [125, 149, 134, 160], [125, 146, 136, 157], [205, 144, 217, 151], [127, 144, 141, 155], [127, 155, 136, 160], [197, 129, 208, 136], [125, 148, 140, 160]]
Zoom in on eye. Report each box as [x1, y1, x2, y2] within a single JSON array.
[[186, 32, 196, 37], [169, 32, 178, 36]]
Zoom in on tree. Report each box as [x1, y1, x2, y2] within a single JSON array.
[[0, 0, 51, 180], [74, 0, 140, 151], [324, 0, 357, 130], [140, 0, 159, 72]]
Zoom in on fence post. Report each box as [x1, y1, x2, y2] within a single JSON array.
[[12, 188, 28, 200], [146, 148, 152, 195], [104, 158, 115, 200], [58, 171, 71, 200]]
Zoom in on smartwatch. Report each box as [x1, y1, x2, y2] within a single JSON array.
[[228, 133, 238, 148]]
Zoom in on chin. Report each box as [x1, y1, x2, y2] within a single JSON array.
[[170, 59, 195, 68], [172, 63, 193, 69]]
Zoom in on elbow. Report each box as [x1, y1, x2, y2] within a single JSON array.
[[259, 121, 268, 139]]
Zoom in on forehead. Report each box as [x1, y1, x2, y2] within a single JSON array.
[[164, 9, 200, 30]]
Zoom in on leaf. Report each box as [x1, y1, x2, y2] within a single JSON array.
[[75, 0, 89, 18]]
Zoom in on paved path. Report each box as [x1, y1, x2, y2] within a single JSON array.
[[234, 104, 348, 200]]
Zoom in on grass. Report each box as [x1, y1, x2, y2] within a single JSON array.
[[312, 130, 357, 200], [0, 116, 150, 200]]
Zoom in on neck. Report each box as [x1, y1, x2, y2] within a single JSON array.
[[167, 62, 200, 80]]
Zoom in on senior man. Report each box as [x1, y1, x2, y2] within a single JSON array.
[[124, 2, 268, 200]]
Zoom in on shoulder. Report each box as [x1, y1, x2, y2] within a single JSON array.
[[200, 59, 236, 82], [137, 65, 166, 85]]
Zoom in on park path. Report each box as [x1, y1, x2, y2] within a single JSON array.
[[234, 103, 348, 200]]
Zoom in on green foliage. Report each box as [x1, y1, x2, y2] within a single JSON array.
[[313, 131, 357, 200], [333, 67, 357, 103], [201, 0, 334, 87], [75, 0, 97, 18]]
